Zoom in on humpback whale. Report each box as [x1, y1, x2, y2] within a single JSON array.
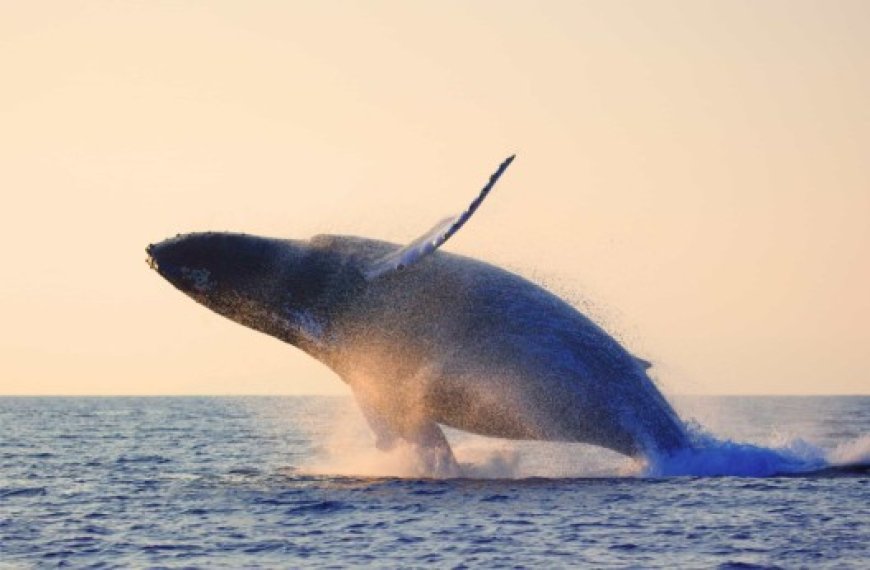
[[147, 156, 690, 475]]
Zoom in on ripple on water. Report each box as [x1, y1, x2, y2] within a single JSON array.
[[0, 395, 866, 568], [286, 499, 353, 515], [0, 487, 47, 498]]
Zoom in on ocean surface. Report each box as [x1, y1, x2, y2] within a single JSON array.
[[1, 395, 867, 568]]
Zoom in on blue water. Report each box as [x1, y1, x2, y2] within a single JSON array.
[[1, 396, 867, 568]]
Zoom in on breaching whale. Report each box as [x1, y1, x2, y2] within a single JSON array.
[[147, 156, 690, 474]]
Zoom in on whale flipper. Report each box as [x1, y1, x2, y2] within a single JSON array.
[[363, 154, 515, 280]]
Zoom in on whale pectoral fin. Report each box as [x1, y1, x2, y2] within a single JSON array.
[[363, 155, 515, 280], [363, 216, 455, 280]]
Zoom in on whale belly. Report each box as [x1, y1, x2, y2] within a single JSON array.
[[423, 333, 654, 457]]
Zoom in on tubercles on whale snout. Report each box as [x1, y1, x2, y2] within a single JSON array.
[[145, 243, 159, 271], [146, 234, 222, 296], [148, 233, 263, 297]]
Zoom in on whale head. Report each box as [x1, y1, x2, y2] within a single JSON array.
[[146, 232, 291, 298], [147, 232, 358, 349]]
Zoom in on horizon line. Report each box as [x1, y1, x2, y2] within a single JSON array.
[[1, 393, 867, 398]]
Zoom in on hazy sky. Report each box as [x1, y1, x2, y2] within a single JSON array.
[[1, 1, 868, 396]]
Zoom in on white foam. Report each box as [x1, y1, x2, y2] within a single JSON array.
[[826, 433, 870, 466], [642, 422, 868, 477], [299, 421, 638, 479]]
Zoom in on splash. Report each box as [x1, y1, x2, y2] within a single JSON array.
[[296, 406, 869, 479], [297, 405, 642, 479], [300, 437, 638, 479], [827, 433, 870, 465], [643, 422, 869, 477], [298, 410, 529, 479], [291, 395, 868, 479]]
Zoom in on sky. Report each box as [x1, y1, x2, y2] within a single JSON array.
[[1, 1, 868, 396]]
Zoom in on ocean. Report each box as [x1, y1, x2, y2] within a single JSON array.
[[1, 395, 867, 568]]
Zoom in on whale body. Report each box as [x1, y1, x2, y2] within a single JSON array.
[[147, 157, 690, 473]]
